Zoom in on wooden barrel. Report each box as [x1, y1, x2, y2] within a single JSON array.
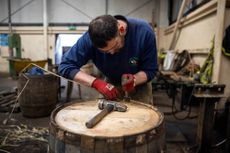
[[49, 100, 165, 153], [18, 74, 59, 118]]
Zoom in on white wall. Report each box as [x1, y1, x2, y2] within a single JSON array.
[[0, 0, 158, 24], [20, 34, 55, 60]]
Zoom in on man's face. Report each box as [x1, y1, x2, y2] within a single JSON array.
[[98, 33, 125, 54]]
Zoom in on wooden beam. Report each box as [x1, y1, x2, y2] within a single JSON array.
[[169, 0, 192, 50], [212, 0, 227, 83], [0, 26, 88, 34]]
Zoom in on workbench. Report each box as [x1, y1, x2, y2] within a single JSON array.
[[158, 71, 226, 153]]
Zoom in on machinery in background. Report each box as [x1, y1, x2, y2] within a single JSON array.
[[7, 32, 48, 79]]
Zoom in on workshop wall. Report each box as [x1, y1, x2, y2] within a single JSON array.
[[0, 47, 9, 72], [159, 2, 217, 68], [20, 34, 55, 61], [0, 31, 56, 73], [159, 1, 230, 99], [159, 4, 216, 52]]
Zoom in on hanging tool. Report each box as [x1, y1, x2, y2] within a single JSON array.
[[85, 99, 127, 128], [199, 37, 215, 84]]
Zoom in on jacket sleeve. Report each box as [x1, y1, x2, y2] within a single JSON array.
[[58, 33, 92, 79], [139, 28, 158, 82]]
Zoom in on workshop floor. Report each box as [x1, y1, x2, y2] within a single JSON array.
[[0, 73, 202, 153]]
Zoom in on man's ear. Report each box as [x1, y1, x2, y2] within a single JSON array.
[[119, 26, 126, 36]]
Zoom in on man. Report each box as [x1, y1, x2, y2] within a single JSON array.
[[59, 15, 158, 105]]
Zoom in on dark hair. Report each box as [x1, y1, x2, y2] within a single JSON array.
[[89, 15, 118, 48]]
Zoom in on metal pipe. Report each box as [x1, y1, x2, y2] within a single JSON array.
[[8, 0, 13, 57], [43, 0, 48, 58], [105, 0, 108, 15], [8, 0, 12, 33]]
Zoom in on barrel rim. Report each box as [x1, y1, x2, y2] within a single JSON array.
[[50, 100, 164, 142]]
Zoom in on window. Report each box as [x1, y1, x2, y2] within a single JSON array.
[[168, 0, 211, 25]]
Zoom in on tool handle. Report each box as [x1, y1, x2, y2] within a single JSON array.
[[85, 105, 113, 128], [124, 91, 131, 102]]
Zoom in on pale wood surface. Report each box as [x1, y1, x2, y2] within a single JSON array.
[[212, 0, 227, 83], [55, 100, 161, 137]]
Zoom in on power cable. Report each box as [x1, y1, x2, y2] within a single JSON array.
[[171, 84, 197, 120]]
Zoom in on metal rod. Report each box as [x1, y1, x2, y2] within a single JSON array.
[[43, 0, 48, 58], [105, 0, 108, 15], [8, 0, 12, 33]]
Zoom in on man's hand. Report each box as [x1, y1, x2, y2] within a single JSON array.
[[121, 74, 135, 92], [92, 79, 119, 100]]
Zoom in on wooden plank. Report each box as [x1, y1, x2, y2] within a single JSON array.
[[0, 90, 11, 95], [0, 93, 16, 102], [212, 0, 227, 83], [80, 135, 95, 153], [136, 144, 147, 153], [105, 138, 124, 153], [94, 139, 106, 153], [1, 99, 17, 107], [196, 99, 216, 152], [0, 95, 17, 105], [0, 103, 20, 113], [169, 0, 192, 50], [54, 139, 65, 153]]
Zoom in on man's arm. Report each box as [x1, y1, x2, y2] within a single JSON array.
[[134, 71, 148, 86], [74, 70, 119, 100], [121, 23, 157, 91], [138, 27, 158, 82], [74, 71, 96, 87]]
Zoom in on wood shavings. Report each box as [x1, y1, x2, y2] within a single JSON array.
[[0, 124, 49, 148]]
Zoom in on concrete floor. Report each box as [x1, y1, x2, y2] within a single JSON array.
[[0, 73, 202, 153]]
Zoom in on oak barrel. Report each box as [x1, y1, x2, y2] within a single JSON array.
[[49, 100, 165, 153], [18, 73, 59, 117]]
